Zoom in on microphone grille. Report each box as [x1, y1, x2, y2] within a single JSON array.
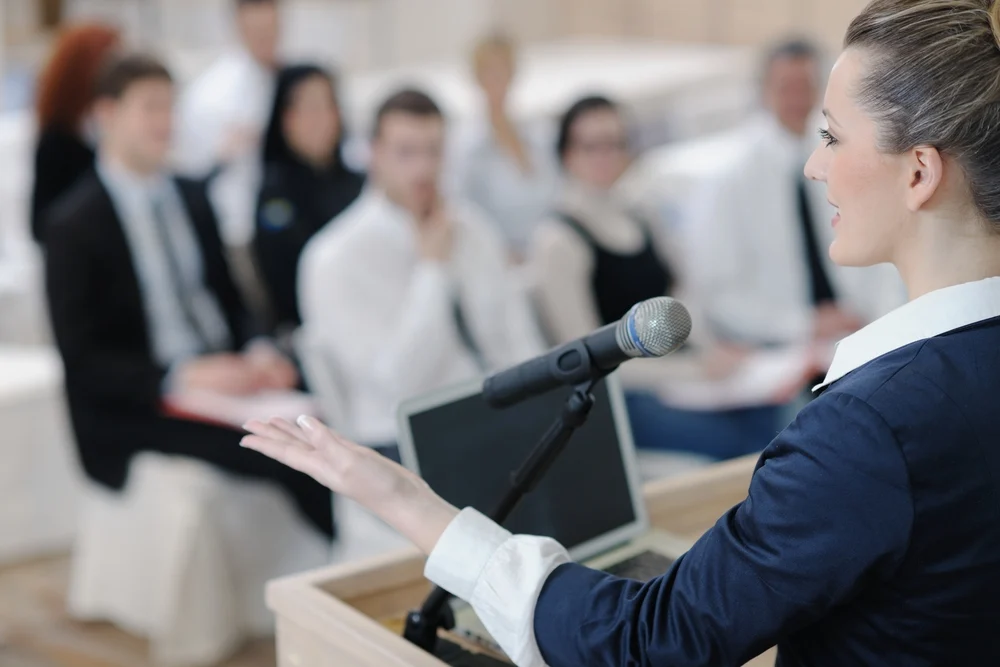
[[616, 297, 692, 358]]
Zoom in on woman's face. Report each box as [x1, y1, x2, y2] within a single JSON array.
[[805, 49, 913, 268], [283, 75, 341, 166], [563, 108, 630, 190]]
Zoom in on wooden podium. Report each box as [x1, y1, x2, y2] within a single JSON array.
[[267, 454, 777, 666]]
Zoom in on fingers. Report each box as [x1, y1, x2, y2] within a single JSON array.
[[268, 417, 315, 447], [295, 414, 359, 453], [240, 434, 326, 482]]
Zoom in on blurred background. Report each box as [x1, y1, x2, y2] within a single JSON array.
[[0, 1, 880, 667]]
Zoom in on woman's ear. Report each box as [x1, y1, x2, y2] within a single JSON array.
[[905, 145, 944, 213]]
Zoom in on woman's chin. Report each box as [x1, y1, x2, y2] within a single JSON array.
[[829, 236, 879, 268]]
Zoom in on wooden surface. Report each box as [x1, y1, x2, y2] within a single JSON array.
[[269, 453, 777, 667], [0, 555, 274, 667]]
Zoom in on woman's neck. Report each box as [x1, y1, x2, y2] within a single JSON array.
[[895, 218, 1000, 300]]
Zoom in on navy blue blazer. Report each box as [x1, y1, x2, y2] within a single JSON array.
[[535, 316, 1000, 666]]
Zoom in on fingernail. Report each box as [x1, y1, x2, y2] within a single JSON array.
[[239, 436, 249, 448], [297, 415, 314, 430]]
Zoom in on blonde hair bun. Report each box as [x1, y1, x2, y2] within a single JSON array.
[[990, 0, 1000, 51]]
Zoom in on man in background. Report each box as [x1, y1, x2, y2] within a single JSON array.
[[45, 53, 333, 538], [684, 39, 903, 348], [298, 89, 544, 451], [175, 0, 282, 249]]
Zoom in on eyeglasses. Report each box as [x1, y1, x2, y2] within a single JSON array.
[[568, 138, 629, 154]]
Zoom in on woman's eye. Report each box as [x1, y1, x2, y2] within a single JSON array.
[[819, 128, 839, 147]]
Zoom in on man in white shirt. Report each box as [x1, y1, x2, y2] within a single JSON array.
[[298, 89, 545, 448], [175, 0, 281, 248], [685, 40, 903, 347]]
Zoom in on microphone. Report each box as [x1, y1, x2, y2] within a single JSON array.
[[482, 297, 692, 408]]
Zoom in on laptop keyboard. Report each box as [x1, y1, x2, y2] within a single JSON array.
[[603, 550, 676, 582]]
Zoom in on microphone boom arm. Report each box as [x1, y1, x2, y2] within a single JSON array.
[[403, 367, 614, 654]]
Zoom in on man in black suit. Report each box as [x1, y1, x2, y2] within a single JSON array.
[[45, 54, 333, 538]]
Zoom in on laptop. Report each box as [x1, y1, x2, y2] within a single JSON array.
[[396, 373, 694, 649]]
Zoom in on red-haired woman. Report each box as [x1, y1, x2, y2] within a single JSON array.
[[31, 23, 119, 244]]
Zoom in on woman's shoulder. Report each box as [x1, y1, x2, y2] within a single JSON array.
[[36, 127, 91, 159]]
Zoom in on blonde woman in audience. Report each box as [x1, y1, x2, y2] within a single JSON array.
[[531, 96, 783, 459], [452, 34, 559, 261]]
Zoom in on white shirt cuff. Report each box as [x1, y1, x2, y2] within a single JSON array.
[[425, 507, 511, 602], [424, 508, 571, 667]]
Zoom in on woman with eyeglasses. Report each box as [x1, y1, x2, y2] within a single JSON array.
[[531, 95, 783, 460]]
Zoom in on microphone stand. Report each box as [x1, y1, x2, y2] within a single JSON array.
[[403, 369, 612, 655]]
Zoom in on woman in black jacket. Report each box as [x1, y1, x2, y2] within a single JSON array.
[[254, 64, 365, 334]]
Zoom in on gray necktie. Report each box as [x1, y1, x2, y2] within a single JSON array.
[[148, 195, 219, 353]]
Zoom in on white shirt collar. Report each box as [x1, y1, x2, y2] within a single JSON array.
[[816, 276, 1000, 390], [96, 154, 169, 196]]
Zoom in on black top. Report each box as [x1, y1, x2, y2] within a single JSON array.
[[45, 172, 255, 490], [253, 160, 365, 329], [31, 127, 96, 244], [556, 212, 675, 325]]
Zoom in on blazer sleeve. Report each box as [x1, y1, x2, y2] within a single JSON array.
[[425, 390, 914, 667], [45, 208, 167, 410], [532, 391, 913, 667]]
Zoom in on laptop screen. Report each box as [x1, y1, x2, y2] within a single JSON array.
[[399, 378, 644, 557]]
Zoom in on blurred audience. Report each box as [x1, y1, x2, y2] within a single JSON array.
[[44, 54, 333, 538], [255, 64, 365, 337], [531, 95, 782, 460], [175, 0, 282, 248], [30, 23, 120, 245], [298, 89, 545, 449], [452, 33, 559, 261], [685, 39, 903, 348]]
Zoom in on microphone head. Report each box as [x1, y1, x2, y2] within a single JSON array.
[[616, 297, 692, 358]]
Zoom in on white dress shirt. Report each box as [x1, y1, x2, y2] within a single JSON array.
[[683, 113, 905, 345], [451, 121, 560, 253], [175, 49, 276, 247], [423, 275, 1000, 667], [297, 189, 546, 444], [97, 159, 232, 368]]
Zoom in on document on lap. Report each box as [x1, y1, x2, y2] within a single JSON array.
[[161, 390, 320, 429], [658, 343, 835, 410]]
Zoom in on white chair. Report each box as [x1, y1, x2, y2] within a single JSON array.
[[0, 346, 81, 564], [68, 453, 333, 667]]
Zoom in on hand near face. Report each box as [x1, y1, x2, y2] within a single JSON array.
[[416, 199, 453, 263], [242, 416, 459, 553]]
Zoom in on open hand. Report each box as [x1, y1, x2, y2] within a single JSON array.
[[241, 416, 458, 553]]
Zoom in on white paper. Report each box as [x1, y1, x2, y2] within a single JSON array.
[[657, 345, 829, 411]]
